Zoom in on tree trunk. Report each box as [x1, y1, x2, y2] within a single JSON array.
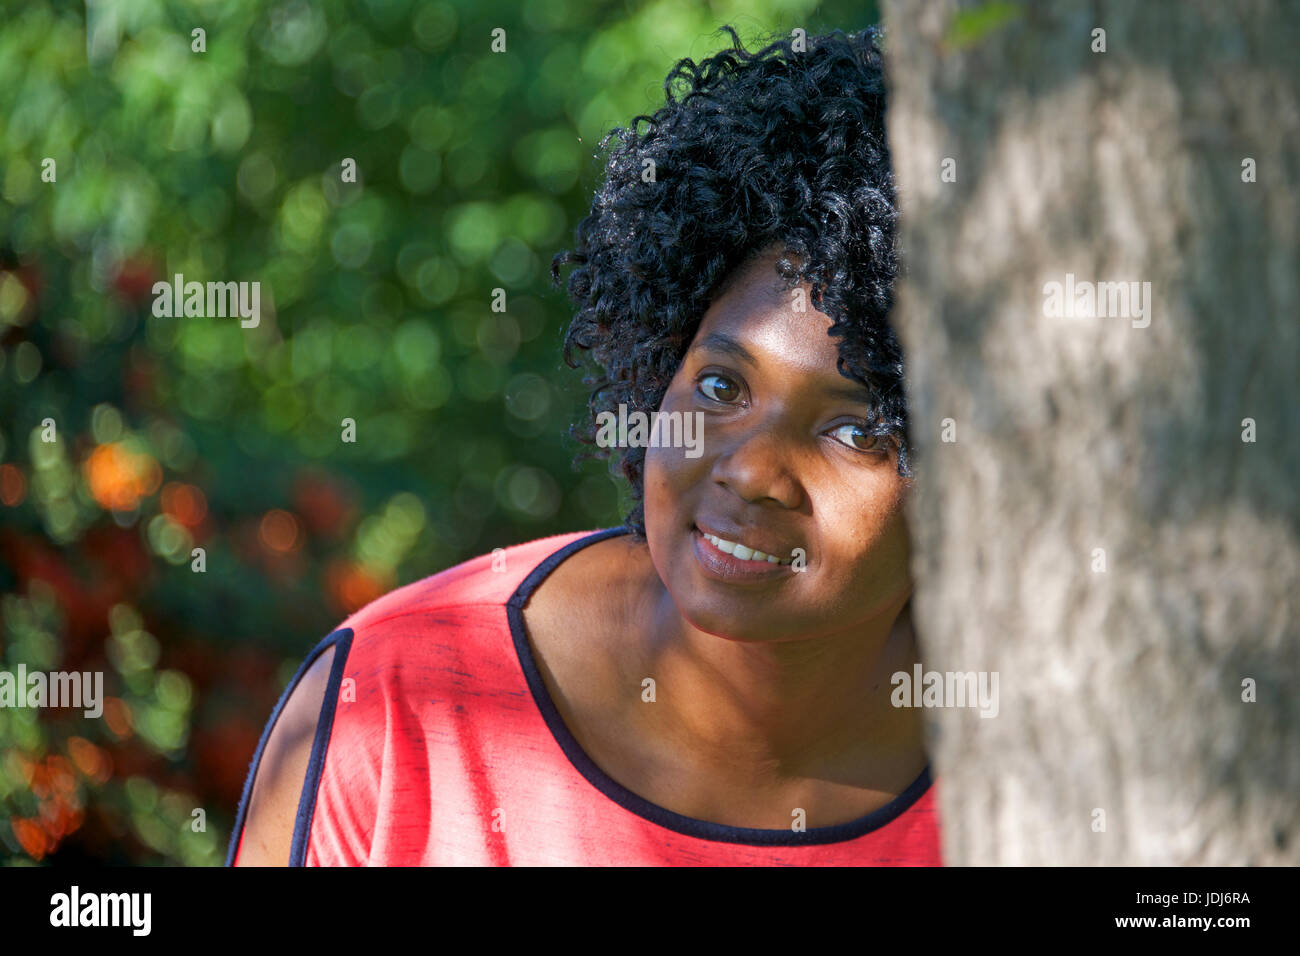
[[880, 0, 1300, 864]]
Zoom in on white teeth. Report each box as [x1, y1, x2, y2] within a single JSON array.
[[703, 531, 789, 565]]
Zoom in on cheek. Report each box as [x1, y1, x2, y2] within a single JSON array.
[[818, 481, 912, 589], [641, 448, 691, 608], [641, 446, 672, 518], [644, 442, 707, 538], [642, 410, 709, 512], [864, 508, 911, 583], [642, 446, 681, 555]]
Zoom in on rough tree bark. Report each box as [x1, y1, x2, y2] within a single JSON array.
[[880, 0, 1299, 864]]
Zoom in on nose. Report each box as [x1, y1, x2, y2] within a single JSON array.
[[709, 422, 804, 509]]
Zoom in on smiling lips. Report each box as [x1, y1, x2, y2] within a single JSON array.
[[691, 527, 792, 584], [699, 530, 790, 565], [693, 523, 793, 565]]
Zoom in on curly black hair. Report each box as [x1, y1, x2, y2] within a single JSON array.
[[550, 24, 909, 538]]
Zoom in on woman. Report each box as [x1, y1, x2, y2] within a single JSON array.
[[229, 24, 940, 866]]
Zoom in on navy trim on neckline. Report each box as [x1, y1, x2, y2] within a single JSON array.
[[505, 526, 933, 847]]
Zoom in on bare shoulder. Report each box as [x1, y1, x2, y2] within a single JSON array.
[[233, 645, 336, 866], [524, 533, 649, 646], [521, 532, 652, 707]]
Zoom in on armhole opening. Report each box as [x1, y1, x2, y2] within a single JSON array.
[[225, 627, 355, 866]]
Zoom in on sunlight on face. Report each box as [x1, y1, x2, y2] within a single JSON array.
[[642, 248, 913, 643]]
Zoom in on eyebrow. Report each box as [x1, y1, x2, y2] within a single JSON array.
[[822, 379, 877, 403], [693, 331, 757, 366], [690, 331, 876, 403]]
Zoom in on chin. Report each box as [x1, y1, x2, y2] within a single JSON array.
[[674, 595, 789, 643]]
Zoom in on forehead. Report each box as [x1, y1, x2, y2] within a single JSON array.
[[691, 252, 840, 374]]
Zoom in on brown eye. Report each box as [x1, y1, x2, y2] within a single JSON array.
[[830, 423, 884, 452], [697, 373, 742, 403]]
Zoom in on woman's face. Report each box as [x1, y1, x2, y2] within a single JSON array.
[[643, 249, 913, 643]]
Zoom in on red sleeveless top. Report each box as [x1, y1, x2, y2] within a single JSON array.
[[228, 527, 943, 865]]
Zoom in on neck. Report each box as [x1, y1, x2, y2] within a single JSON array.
[[633, 582, 924, 786]]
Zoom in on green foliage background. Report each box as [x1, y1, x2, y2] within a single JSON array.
[[0, 0, 879, 864]]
